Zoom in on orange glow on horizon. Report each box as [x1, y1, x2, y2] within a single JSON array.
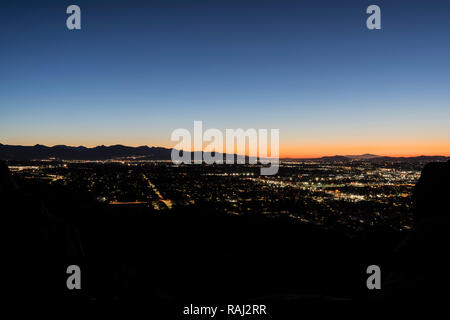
[[2, 138, 449, 159], [279, 141, 450, 158]]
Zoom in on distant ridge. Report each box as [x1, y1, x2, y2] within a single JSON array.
[[0, 143, 255, 162], [344, 153, 380, 159], [0, 143, 172, 160], [0, 143, 448, 162], [308, 154, 449, 163]]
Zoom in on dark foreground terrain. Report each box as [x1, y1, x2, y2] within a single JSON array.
[[2, 160, 449, 314]]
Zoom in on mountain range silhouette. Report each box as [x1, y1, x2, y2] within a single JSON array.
[[1, 143, 448, 162]]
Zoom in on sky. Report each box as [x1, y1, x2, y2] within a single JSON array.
[[1, 0, 450, 157]]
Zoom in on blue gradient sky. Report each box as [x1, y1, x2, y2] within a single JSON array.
[[1, 0, 450, 156]]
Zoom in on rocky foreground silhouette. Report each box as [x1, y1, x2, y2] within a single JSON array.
[[2, 160, 449, 309]]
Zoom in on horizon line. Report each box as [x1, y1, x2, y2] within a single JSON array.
[[1, 142, 449, 159]]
